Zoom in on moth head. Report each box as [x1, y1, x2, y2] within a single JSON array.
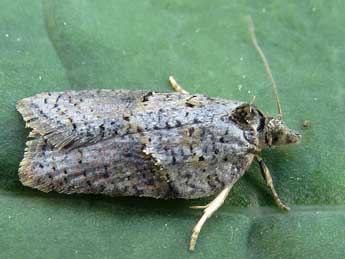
[[265, 118, 301, 147]]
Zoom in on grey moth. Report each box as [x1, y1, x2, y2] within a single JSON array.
[[16, 17, 300, 250]]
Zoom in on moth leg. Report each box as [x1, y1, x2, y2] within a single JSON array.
[[189, 185, 232, 251], [168, 76, 189, 94], [190, 203, 210, 209], [255, 156, 290, 211]]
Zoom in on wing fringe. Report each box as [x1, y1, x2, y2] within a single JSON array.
[[18, 137, 53, 192], [16, 97, 78, 149]]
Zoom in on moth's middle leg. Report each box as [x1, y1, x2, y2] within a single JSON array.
[[168, 76, 189, 94]]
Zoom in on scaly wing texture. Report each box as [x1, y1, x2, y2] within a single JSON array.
[[16, 89, 147, 149], [17, 90, 257, 199], [19, 134, 171, 198], [142, 116, 257, 198]]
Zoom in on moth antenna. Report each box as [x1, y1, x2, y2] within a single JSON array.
[[249, 95, 256, 113], [250, 95, 256, 105], [246, 16, 283, 118]]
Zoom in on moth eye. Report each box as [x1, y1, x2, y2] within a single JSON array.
[[257, 117, 265, 131], [272, 135, 279, 143]]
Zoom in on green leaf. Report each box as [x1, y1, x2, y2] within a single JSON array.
[[1, 0, 344, 258]]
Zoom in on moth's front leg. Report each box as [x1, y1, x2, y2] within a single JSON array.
[[168, 76, 189, 94], [255, 155, 290, 211]]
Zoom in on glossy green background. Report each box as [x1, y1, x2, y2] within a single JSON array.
[[1, 1, 345, 258]]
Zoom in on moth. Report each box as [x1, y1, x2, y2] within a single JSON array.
[[16, 17, 301, 250]]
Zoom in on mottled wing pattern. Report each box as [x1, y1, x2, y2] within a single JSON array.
[[141, 115, 256, 198], [16, 89, 147, 149], [135, 94, 258, 197], [19, 133, 170, 197], [17, 90, 258, 199]]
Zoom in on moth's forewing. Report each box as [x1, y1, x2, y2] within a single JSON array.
[[17, 91, 257, 199]]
